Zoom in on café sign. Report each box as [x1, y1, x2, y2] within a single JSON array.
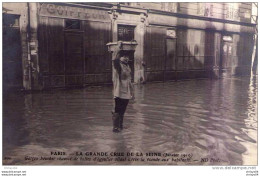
[[39, 3, 110, 21]]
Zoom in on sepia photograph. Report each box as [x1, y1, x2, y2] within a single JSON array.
[[2, 1, 258, 170]]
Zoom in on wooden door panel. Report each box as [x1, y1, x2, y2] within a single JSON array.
[[48, 18, 64, 75], [3, 27, 23, 88], [3, 14, 23, 88], [222, 42, 233, 68], [65, 32, 84, 86], [166, 38, 177, 70], [84, 21, 111, 74], [65, 33, 83, 74]]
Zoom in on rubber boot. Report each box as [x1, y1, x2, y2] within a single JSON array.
[[119, 114, 124, 130], [112, 112, 120, 133]]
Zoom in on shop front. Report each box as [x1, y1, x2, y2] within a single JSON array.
[[37, 3, 112, 88], [144, 9, 255, 82], [2, 3, 257, 90]]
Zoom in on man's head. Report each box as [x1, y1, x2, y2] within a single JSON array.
[[120, 55, 129, 64], [119, 51, 129, 64]]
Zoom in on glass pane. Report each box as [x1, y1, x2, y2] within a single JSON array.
[[65, 20, 80, 30], [118, 25, 135, 41], [3, 14, 19, 27]]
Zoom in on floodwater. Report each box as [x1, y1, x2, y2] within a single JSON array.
[[3, 76, 257, 165]]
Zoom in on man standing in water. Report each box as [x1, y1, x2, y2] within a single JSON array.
[[111, 43, 134, 133]]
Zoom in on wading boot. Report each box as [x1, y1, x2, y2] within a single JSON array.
[[112, 112, 121, 133], [119, 114, 124, 131]]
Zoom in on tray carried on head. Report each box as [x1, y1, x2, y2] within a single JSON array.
[[106, 40, 138, 52]]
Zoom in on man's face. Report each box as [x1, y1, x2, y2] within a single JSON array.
[[120, 55, 129, 64]]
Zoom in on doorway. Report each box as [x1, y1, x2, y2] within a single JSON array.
[[3, 14, 23, 90], [165, 38, 177, 81], [220, 35, 233, 76], [64, 31, 84, 86]]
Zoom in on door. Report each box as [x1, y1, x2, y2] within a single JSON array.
[[64, 32, 84, 86], [221, 41, 233, 69], [165, 38, 177, 81], [3, 14, 23, 90]]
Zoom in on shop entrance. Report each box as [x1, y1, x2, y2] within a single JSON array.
[[118, 24, 135, 82], [221, 43, 233, 68], [64, 31, 84, 86], [3, 14, 23, 90], [220, 35, 233, 76], [165, 38, 177, 81]]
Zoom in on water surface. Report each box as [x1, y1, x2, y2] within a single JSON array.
[[3, 77, 257, 165]]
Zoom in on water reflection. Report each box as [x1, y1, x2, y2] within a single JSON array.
[[3, 77, 257, 165]]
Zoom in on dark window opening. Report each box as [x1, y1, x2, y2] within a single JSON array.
[[3, 14, 20, 28], [65, 19, 81, 30], [118, 25, 135, 41]]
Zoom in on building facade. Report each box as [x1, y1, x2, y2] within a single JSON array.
[[3, 2, 257, 90]]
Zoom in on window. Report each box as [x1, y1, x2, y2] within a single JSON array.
[[65, 19, 81, 30], [3, 14, 20, 28], [197, 3, 213, 17], [118, 25, 135, 41]]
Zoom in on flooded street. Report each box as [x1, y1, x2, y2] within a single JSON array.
[[3, 76, 257, 165]]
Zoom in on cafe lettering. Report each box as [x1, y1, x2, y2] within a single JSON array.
[[39, 3, 109, 21]]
